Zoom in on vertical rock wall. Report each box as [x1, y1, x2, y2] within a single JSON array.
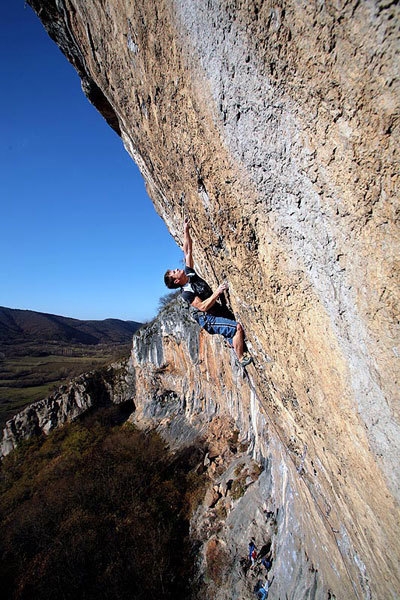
[[128, 300, 357, 599], [27, 1, 400, 598]]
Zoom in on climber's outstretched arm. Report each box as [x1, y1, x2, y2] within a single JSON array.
[[183, 218, 193, 268]]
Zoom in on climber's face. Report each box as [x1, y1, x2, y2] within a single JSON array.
[[170, 268, 186, 285]]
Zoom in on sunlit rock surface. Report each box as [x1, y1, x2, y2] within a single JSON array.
[[26, 1, 400, 598]]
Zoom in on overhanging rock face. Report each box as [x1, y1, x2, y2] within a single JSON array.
[[28, 1, 400, 598]]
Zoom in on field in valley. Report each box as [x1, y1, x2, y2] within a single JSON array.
[[0, 343, 132, 428]]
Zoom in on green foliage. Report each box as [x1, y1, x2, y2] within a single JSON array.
[[0, 410, 205, 599], [231, 464, 248, 500], [230, 478, 247, 500]]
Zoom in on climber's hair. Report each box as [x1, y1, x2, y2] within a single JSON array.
[[164, 270, 180, 289]]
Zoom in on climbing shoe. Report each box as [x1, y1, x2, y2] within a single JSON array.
[[239, 353, 253, 367]]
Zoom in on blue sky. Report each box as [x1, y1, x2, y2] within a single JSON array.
[[0, 2, 182, 322]]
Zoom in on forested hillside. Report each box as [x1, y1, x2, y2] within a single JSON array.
[[0, 307, 141, 346], [0, 407, 205, 600], [0, 307, 142, 428]]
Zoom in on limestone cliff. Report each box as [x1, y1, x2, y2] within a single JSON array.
[[26, 1, 399, 599], [0, 363, 134, 456]]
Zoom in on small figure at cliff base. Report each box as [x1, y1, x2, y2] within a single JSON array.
[[254, 576, 274, 600], [248, 539, 257, 562], [164, 218, 252, 367]]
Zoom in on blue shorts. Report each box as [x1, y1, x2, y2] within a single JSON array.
[[196, 313, 237, 346]]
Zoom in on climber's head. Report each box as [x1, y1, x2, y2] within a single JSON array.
[[164, 268, 187, 289]]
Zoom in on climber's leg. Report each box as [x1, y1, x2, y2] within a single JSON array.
[[232, 323, 245, 360], [196, 315, 252, 366]]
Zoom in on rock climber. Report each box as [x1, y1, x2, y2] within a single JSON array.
[[251, 546, 258, 568], [254, 576, 274, 600], [261, 556, 272, 571], [164, 218, 252, 367], [248, 539, 257, 561]]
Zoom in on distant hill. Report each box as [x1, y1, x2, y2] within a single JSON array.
[[0, 307, 142, 347]]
